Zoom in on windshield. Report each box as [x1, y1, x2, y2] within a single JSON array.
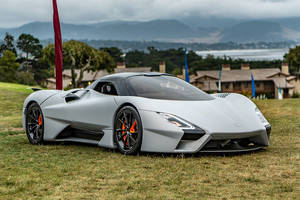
[[127, 75, 214, 101]]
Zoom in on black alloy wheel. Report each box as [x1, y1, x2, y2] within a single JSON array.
[[114, 106, 143, 155], [26, 103, 44, 144]]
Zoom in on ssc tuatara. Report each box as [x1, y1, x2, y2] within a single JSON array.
[[23, 73, 271, 155]]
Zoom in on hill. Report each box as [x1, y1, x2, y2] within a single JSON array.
[[1, 18, 300, 43], [0, 20, 203, 41], [271, 17, 300, 32], [221, 21, 285, 42]]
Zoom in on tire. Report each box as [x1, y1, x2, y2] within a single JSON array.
[[114, 106, 143, 155], [25, 103, 44, 145]]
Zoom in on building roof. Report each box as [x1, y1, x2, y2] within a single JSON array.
[[46, 77, 72, 89], [195, 68, 281, 82], [82, 70, 109, 82], [286, 76, 296, 81], [47, 66, 154, 89], [62, 69, 78, 78], [62, 67, 152, 80], [114, 67, 152, 73], [191, 74, 219, 82], [62, 69, 109, 82]]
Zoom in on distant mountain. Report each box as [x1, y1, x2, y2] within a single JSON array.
[[0, 20, 205, 41], [270, 17, 300, 32], [179, 17, 244, 29], [90, 20, 141, 28], [1, 18, 300, 43], [0, 22, 100, 40], [220, 21, 286, 42], [92, 20, 200, 40]]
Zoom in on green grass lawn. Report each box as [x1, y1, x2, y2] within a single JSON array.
[[0, 82, 299, 200]]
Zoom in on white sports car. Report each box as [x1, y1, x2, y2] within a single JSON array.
[[23, 72, 271, 155]]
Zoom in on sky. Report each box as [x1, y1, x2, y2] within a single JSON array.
[[0, 0, 300, 28]]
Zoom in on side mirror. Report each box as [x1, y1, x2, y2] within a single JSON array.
[[65, 93, 80, 102]]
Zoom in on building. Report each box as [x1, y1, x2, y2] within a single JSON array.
[[190, 63, 300, 99], [46, 62, 153, 89], [287, 75, 300, 95], [114, 62, 152, 74], [46, 69, 109, 89]]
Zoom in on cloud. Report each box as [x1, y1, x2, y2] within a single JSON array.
[[0, 0, 299, 27]]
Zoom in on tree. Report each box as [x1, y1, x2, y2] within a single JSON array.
[[0, 33, 17, 56], [0, 50, 20, 82], [99, 47, 124, 63], [124, 47, 283, 75], [43, 40, 115, 87], [284, 46, 300, 74], [30, 59, 53, 86], [17, 33, 43, 59]]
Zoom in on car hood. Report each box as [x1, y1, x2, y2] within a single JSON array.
[[122, 94, 265, 134]]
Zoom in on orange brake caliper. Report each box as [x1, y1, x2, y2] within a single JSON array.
[[130, 120, 136, 133], [38, 115, 42, 126], [122, 124, 126, 142]]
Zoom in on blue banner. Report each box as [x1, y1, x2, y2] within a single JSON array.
[[184, 49, 190, 83], [278, 86, 283, 100], [251, 73, 256, 98]]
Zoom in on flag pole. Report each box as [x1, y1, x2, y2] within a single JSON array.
[[53, 0, 63, 90]]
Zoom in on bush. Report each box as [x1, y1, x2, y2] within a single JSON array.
[[241, 91, 252, 98], [64, 85, 71, 91], [265, 92, 274, 99], [291, 92, 300, 98], [0, 50, 20, 83], [16, 72, 37, 86]]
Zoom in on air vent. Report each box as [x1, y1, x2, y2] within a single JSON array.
[[215, 93, 231, 98], [181, 129, 206, 140], [56, 127, 104, 141]]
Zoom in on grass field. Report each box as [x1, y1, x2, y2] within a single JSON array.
[[0, 82, 299, 200]]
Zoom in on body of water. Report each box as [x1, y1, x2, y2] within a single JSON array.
[[196, 49, 289, 61]]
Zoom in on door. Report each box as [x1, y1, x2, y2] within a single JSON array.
[[65, 83, 119, 131]]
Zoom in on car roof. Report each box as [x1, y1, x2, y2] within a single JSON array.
[[87, 72, 171, 95]]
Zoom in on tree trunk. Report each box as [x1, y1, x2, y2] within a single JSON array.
[[77, 56, 91, 87], [70, 54, 76, 88], [78, 69, 84, 88], [71, 68, 76, 88]]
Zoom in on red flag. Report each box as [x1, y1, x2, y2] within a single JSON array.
[[53, 0, 63, 90]]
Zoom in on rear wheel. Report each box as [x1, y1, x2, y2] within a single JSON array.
[[114, 106, 143, 155], [25, 103, 44, 145]]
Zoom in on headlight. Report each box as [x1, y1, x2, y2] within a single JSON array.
[[255, 107, 269, 126], [158, 113, 195, 130]]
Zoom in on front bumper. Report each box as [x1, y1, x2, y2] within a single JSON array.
[[139, 110, 271, 153], [176, 126, 271, 153], [22, 107, 26, 130]]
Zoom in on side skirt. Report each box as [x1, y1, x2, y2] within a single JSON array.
[[56, 126, 104, 142]]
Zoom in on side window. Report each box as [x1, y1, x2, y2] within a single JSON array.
[[94, 82, 118, 96]]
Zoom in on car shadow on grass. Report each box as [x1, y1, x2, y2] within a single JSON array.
[[138, 149, 268, 158], [39, 140, 268, 158]]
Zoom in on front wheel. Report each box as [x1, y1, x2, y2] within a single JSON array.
[[25, 103, 44, 145], [114, 106, 143, 155]]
